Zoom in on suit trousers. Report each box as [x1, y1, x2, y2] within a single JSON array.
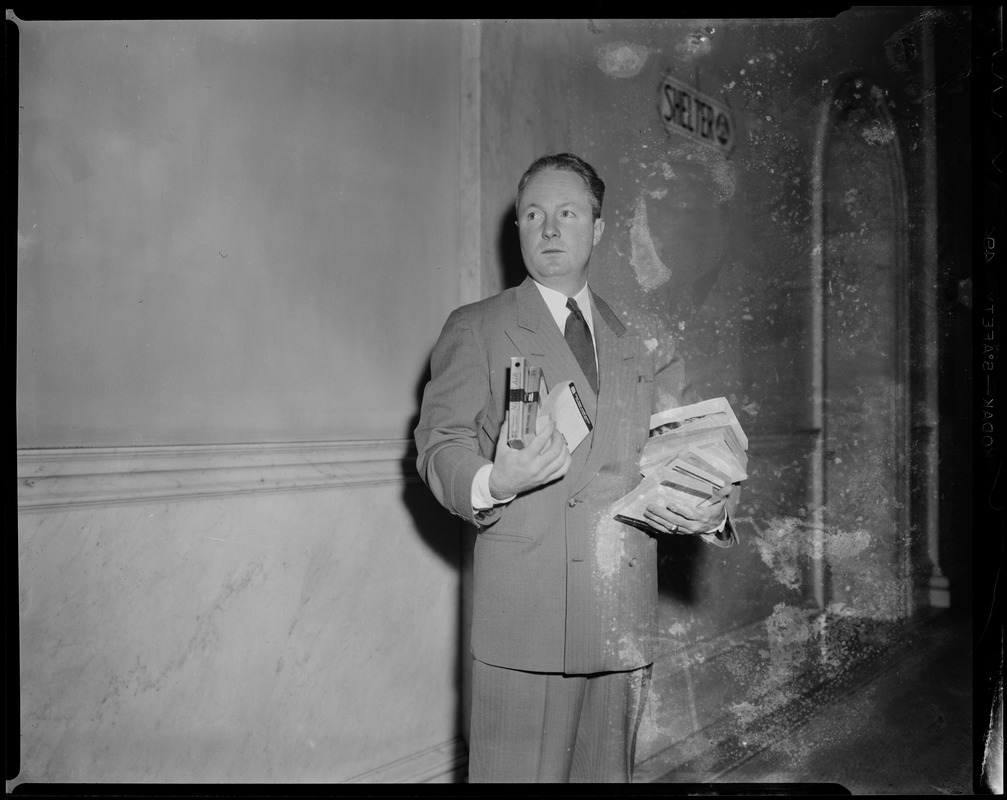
[[468, 658, 652, 783]]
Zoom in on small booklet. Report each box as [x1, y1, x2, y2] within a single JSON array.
[[538, 378, 593, 453], [506, 357, 592, 453]]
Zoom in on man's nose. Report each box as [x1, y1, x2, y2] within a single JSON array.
[[542, 216, 559, 239]]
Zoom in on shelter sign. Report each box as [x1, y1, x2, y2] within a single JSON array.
[[658, 74, 735, 156]]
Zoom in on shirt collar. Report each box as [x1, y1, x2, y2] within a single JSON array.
[[532, 280, 595, 336]]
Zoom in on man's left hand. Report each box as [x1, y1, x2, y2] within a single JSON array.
[[644, 482, 740, 535]]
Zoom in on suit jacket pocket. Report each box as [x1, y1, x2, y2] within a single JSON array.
[[477, 529, 535, 544]]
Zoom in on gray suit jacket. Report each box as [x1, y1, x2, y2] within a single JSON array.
[[415, 276, 735, 674]]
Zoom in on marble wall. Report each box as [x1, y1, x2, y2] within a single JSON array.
[[18, 443, 463, 783], [16, 19, 469, 785]]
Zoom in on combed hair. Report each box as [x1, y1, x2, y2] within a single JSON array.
[[516, 153, 606, 220]]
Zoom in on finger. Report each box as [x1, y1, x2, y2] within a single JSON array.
[[645, 503, 686, 528], [494, 413, 514, 459], [533, 427, 569, 468], [659, 496, 701, 519], [540, 456, 571, 485], [539, 441, 571, 482], [669, 493, 726, 517], [644, 508, 685, 534], [527, 419, 558, 454], [544, 429, 570, 460], [646, 502, 716, 534], [649, 501, 726, 534]]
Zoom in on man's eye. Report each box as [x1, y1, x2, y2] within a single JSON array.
[[561, 210, 575, 218]]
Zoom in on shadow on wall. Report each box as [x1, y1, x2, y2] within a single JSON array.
[[400, 356, 467, 742], [396, 205, 524, 751], [656, 534, 707, 605], [401, 357, 465, 569], [497, 206, 527, 289]]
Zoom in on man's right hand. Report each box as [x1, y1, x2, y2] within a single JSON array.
[[488, 414, 572, 500]]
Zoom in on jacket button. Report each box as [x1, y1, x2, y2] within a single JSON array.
[[628, 557, 639, 568], [568, 498, 577, 508]]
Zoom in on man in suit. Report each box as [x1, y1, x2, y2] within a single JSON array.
[[414, 153, 738, 783]]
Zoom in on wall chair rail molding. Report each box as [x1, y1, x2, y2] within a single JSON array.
[[17, 439, 419, 512]]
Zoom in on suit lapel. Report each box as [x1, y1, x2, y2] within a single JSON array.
[[569, 290, 638, 496]]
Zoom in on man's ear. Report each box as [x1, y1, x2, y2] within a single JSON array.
[[593, 217, 605, 245]]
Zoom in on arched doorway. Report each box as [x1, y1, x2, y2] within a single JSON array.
[[812, 75, 913, 620]]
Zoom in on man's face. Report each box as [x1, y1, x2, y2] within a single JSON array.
[[517, 168, 604, 294]]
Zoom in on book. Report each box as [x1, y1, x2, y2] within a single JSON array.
[[614, 397, 749, 531], [508, 356, 527, 449], [648, 396, 749, 451], [673, 450, 730, 491], [523, 364, 542, 443], [640, 424, 748, 480]]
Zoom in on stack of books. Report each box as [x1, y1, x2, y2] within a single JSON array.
[[611, 397, 748, 530], [507, 356, 593, 453]]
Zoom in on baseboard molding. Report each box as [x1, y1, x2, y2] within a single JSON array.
[[344, 737, 467, 784], [17, 439, 418, 512]]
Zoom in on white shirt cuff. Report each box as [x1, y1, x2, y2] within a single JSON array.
[[471, 463, 516, 511]]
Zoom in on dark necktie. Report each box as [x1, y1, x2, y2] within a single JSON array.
[[565, 297, 599, 394]]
